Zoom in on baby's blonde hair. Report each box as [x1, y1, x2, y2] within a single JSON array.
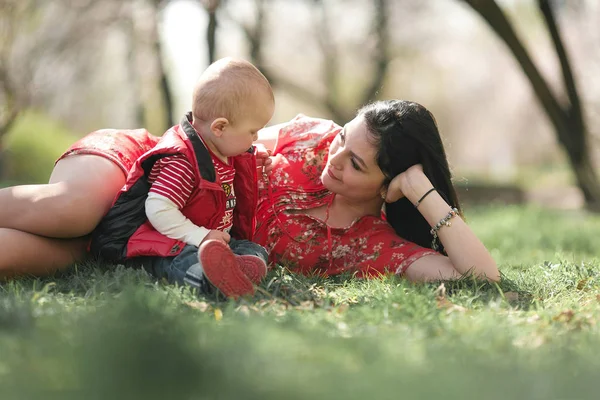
[[192, 58, 273, 124]]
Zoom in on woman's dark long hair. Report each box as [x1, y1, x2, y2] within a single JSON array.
[[359, 100, 461, 254]]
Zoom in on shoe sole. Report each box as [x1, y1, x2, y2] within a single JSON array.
[[199, 240, 254, 298], [237, 255, 267, 284]]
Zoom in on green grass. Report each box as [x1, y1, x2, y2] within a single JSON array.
[[1, 111, 78, 183], [2, 205, 600, 399]]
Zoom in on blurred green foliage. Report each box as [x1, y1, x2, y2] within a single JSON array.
[[1, 111, 77, 184]]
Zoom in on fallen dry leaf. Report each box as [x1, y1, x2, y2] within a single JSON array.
[[436, 296, 466, 313], [236, 305, 250, 317], [433, 283, 446, 298], [296, 301, 315, 311], [526, 314, 541, 324], [577, 278, 589, 291], [553, 310, 575, 323], [503, 292, 520, 302], [336, 303, 349, 314], [185, 301, 210, 312]]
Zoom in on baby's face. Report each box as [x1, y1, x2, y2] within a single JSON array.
[[218, 100, 274, 157]]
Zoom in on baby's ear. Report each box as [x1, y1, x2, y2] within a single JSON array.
[[210, 118, 229, 137]]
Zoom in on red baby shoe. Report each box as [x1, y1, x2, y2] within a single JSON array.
[[236, 255, 267, 284], [198, 240, 254, 299]]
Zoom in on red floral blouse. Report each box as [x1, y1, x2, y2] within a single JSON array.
[[254, 115, 438, 278]]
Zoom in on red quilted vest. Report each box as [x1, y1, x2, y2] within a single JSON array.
[[90, 114, 257, 261]]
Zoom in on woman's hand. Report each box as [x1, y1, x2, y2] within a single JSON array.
[[385, 164, 433, 204], [387, 165, 500, 282]]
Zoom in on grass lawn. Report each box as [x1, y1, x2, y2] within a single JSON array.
[[1, 205, 599, 399]]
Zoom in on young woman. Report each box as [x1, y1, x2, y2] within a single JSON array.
[[254, 100, 499, 281]]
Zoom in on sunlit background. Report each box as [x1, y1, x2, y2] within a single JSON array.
[[2, 0, 599, 209]]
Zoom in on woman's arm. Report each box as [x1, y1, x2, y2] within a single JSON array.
[[256, 123, 290, 152], [390, 165, 500, 282], [403, 254, 462, 282]]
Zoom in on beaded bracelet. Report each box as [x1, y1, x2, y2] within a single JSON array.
[[430, 207, 459, 251]]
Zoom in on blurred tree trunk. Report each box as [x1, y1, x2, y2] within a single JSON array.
[[0, 74, 19, 178], [236, 0, 390, 123], [149, 0, 175, 129], [463, 0, 600, 210], [202, 0, 220, 64], [123, 3, 145, 127], [0, 66, 20, 140], [0, 0, 34, 177], [0, 0, 30, 138]]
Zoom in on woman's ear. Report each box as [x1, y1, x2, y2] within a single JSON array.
[[210, 118, 229, 137], [384, 174, 405, 203]]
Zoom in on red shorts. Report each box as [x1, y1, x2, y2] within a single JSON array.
[[56, 128, 160, 174]]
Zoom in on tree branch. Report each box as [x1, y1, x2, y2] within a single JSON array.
[[537, 0, 584, 134], [264, 69, 331, 112], [147, 0, 174, 128], [0, 65, 21, 139], [231, 0, 339, 119], [201, 0, 220, 63], [312, 0, 342, 118], [232, 0, 266, 69], [361, 0, 390, 104], [0, 108, 19, 139], [462, 0, 570, 137]]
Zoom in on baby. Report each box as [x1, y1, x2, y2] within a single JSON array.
[[90, 58, 274, 298]]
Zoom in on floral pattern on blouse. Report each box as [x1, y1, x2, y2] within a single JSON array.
[[254, 114, 438, 278]]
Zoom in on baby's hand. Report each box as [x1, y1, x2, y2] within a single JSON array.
[[202, 230, 230, 245], [255, 144, 279, 176], [259, 154, 285, 176], [254, 143, 272, 162]]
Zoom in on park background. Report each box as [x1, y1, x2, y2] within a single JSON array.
[[2, 1, 600, 399], [3, 0, 600, 210]]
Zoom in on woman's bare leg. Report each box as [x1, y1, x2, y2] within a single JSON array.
[[0, 228, 88, 279], [0, 155, 125, 278], [0, 155, 126, 238]]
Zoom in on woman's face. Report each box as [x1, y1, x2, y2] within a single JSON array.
[[321, 115, 387, 201]]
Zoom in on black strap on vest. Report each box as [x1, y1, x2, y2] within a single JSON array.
[[180, 113, 216, 182]]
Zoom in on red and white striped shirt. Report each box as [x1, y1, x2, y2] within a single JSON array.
[[148, 155, 196, 209], [148, 153, 237, 233]]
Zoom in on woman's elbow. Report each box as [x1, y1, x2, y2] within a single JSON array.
[[473, 263, 501, 283]]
